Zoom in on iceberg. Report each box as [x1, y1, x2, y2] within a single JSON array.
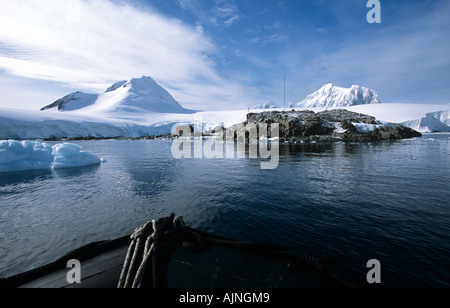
[[52, 143, 103, 169], [0, 140, 104, 173]]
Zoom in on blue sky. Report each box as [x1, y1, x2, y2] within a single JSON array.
[[0, 0, 449, 110]]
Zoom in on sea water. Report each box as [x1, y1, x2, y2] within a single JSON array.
[[0, 134, 449, 287]]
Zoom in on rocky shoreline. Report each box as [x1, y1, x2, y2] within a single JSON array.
[[224, 109, 422, 143]]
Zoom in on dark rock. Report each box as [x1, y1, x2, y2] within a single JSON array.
[[340, 120, 358, 133], [228, 109, 421, 143]]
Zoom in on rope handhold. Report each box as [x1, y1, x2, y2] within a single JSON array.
[[118, 213, 181, 288], [117, 214, 364, 288]]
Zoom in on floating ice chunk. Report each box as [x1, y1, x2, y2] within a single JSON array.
[[0, 140, 53, 173], [52, 143, 83, 156], [52, 143, 101, 169], [0, 140, 104, 173]]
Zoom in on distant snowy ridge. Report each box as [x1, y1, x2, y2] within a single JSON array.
[[252, 102, 279, 110], [0, 140, 104, 173], [41, 76, 192, 114], [294, 84, 381, 108]]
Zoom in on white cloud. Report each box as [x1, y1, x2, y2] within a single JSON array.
[[178, 0, 216, 27], [0, 0, 257, 110], [178, 0, 240, 28], [250, 33, 288, 45], [212, 0, 240, 27]]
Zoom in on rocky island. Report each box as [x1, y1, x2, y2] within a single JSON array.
[[223, 109, 422, 143]]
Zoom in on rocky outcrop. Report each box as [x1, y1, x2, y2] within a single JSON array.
[[227, 109, 421, 143]]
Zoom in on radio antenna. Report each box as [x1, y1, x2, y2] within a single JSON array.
[[284, 74, 286, 112]]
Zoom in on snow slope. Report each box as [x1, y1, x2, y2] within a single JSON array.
[[0, 140, 104, 173], [41, 76, 192, 114], [293, 83, 381, 108], [0, 108, 177, 139], [41, 92, 98, 112], [0, 107, 249, 140]]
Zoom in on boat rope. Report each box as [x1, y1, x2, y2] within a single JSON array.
[[117, 213, 364, 288], [118, 214, 181, 288]]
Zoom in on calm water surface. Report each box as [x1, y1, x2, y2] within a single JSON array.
[[0, 134, 449, 287]]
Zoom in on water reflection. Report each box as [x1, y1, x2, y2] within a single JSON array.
[[0, 136, 449, 286], [52, 164, 101, 179], [0, 169, 53, 187]]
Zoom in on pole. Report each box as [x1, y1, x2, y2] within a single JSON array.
[[284, 74, 286, 112]]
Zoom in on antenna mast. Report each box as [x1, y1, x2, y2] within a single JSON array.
[[284, 74, 286, 112]]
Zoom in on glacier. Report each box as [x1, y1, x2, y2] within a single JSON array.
[[0, 107, 249, 140], [347, 104, 450, 133], [0, 140, 104, 173], [401, 110, 450, 133]]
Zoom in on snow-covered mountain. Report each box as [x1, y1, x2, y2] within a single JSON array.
[[294, 83, 381, 108], [41, 76, 192, 114]]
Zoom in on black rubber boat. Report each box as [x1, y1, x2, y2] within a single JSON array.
[[0, 214, 363, 288]]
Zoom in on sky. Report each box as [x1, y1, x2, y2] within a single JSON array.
[[0, 0, 449, 111]]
